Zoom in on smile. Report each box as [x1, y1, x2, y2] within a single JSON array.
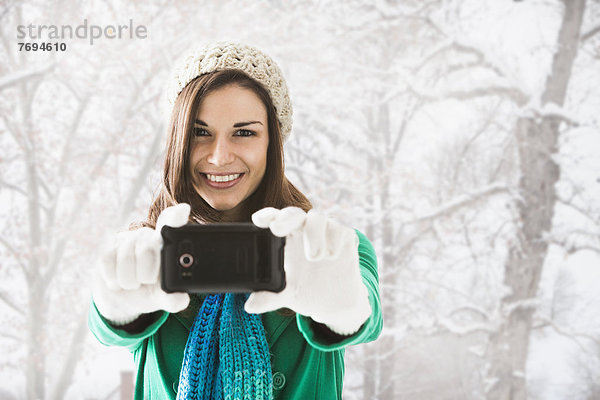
[[201, 173, 244, 189], [206, 173, 241, 182]]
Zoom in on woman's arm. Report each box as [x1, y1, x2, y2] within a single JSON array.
[[296, 229, 383, 351], [88, 299, 170, 353]]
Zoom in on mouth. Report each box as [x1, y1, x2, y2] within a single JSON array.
[[201, 172, 244, 189]]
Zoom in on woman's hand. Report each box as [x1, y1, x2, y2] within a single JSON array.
[[92, 204, 192, 325], [245, 207, 372, 335]]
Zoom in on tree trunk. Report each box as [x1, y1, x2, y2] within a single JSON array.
[[49, 311, 89, 400], [363, 222, 378, 399], [376, 98, 398, 400], [18, 4, 47, 395], [485, 1, 586, 399], [25, 151, 46, 399]]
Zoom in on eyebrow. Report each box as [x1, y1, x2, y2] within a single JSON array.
[[195, 119, 263, 127]]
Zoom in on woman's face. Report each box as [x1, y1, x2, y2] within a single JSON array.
[[188, 84, 269, 219]]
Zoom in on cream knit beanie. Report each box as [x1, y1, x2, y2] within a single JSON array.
[[165, 41, 293, 141]]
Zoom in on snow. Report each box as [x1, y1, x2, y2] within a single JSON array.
[[1, 0, 599, 398]]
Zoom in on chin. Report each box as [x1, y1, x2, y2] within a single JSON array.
[[209, 201, 242, 212]]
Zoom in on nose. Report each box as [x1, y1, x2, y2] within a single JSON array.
[[207, 136, 235, 166]]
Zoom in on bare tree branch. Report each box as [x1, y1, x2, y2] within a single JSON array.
[[438, 318, 495, 335], [0, 179, 28, 197], [0, 291, 23, 315], [391, 97, 422, 156], [0, 235, 28, 277], [53, 76, 83, 102], [581, 24, 600, 42], [42, 90, 95, 244], [448, 304, 491, 320], [533, 317, 600, 350], [407, 84, 529, 107], [414, 41, 507, 79], [548, 237, 600, 255], [118, 121, 163, 221], [56, 95, 92, 182], [408, 183, 511, 224], [0, 331, 22, 342], [556, 196, 600, 225], [0, 64, 55, 92], [1, 112, 26, 151], [42, 150, 111, 284]]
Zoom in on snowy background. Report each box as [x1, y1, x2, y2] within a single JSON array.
[[1, 0, 599, 399]]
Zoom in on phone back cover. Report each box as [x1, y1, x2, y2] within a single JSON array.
[[161, 223, 286, 293]]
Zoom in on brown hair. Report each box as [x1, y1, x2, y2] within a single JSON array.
[[141, 69, 311, 228]]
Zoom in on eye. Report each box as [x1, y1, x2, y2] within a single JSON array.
[[235, 129, 256, 137], [193, 127, 209, 137]]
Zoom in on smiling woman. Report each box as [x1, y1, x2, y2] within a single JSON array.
[[155, 67, 309, 223], [88, 41, 382, 400]]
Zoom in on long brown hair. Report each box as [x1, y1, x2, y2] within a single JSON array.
[[141, 69, 311, 228]]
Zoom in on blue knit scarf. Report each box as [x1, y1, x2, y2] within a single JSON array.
[[176, 293, 273, 400]]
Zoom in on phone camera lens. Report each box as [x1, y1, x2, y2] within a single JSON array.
[[179, 253, 194, 268]]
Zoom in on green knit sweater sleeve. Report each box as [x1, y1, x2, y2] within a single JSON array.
[[87, 300, 169, 353], [296, 229, 383, 351]]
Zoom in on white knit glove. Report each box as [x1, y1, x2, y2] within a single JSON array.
[[244, 207, 372, 335], [92, 204, 192, 325]]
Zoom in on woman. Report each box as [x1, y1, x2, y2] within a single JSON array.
[[89, 41, 382, 400]]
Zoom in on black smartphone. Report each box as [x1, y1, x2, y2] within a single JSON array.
[[160, 223, 286, 294]]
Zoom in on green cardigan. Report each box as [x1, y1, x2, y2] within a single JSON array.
[[88, 230, 382, 399]]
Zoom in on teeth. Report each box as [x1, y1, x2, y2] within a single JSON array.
[[206, 173, 240, 183]]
